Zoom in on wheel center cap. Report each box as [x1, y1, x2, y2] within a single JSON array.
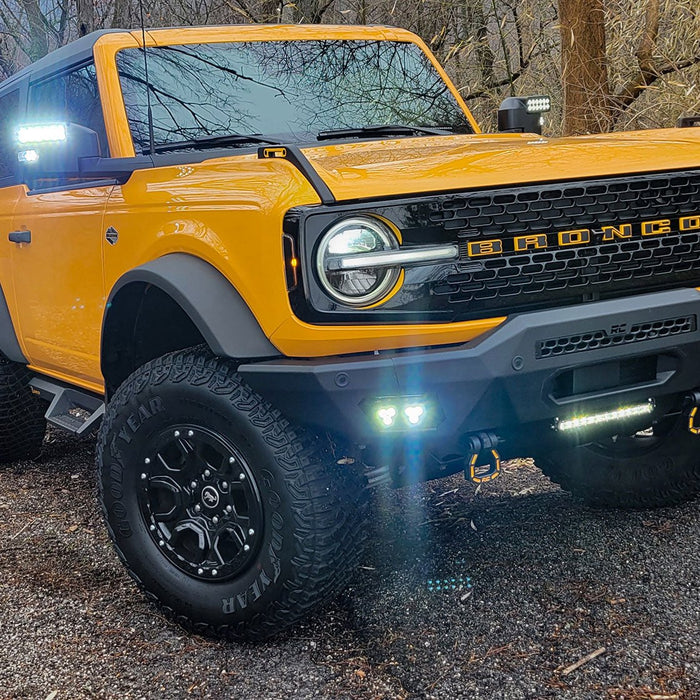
[[201, 485, 220, 509]]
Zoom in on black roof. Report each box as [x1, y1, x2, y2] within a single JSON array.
[[0, 29, 126, 92]]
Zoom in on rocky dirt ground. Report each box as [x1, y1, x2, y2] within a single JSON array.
[[0, 431, 698, 700]]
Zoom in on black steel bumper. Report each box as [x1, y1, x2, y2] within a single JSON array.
[[239, 289, 700, 457]]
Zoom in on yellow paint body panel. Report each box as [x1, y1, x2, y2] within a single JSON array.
[[300, 129, 700, 200], [4, 25, 700, 393]]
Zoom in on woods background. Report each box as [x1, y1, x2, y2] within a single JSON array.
[[0, 0, 698, 136]]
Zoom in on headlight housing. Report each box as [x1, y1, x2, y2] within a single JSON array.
[[315, 216, 401, 307]]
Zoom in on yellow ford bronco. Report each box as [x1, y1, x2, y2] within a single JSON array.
[[1, 24, 700, 639]]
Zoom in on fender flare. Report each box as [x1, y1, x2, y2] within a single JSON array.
[[104, 254, 280, 360], [0, 285, 26, 363]]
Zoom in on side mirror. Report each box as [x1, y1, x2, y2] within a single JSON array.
[[16, 122, 100, 181], [497, 96, 551, 135]]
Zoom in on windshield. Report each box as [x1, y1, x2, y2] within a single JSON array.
[[116, 40, 472, 153]]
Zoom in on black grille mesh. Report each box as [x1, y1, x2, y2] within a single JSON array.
[[418, 170, 700, 317], [536, 315, 697, 358]]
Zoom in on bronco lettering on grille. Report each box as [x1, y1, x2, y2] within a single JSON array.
[[466, 214, 700, 258]]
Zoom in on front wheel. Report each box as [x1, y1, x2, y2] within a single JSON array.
[[97, 348, 367, 640], [534, 416, 700, 508]]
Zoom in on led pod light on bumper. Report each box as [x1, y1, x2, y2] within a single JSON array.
[[315, 215, 458, 308], [364, 396, 443, 432]]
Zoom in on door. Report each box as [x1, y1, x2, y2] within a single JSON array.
[[0, 88, 24, 319], [9, 63, 112, 386]]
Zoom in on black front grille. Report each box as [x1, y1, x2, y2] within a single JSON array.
[[294, 168, 700, 324], [537, 315, 697, 358], [420, 169, 700, 317]]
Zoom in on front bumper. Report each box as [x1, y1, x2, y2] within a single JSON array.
[[239, 289, 700, 457]]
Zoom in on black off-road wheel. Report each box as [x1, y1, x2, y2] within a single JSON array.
[[97, 348, 368, 640], [535, 416, 700, 508], [0, 357, 46, 463]]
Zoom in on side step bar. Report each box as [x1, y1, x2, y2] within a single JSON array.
[[30, 377, 105, 436]]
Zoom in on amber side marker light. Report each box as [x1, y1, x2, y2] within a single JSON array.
[[283, 234, 299, 290], [554, 401, 654, 432]]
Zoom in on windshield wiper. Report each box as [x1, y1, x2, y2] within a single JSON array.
[[151, 133, 280, 154], [316, 124, 450, 141]]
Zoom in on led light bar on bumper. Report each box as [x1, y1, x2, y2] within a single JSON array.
[[555, 400, 654, 432]]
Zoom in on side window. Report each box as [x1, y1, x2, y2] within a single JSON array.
[[27, 63, 109, 156], [0, 90, 19, 183]]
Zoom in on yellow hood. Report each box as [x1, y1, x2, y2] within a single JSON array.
[[300, 128, 700, 201]]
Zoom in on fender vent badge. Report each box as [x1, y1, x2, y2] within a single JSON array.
[[105, 226, 118, 245]]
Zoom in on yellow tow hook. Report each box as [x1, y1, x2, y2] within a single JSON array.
[[465, 432, 502, 484], [683, 389, 700, 435], [686, 390, 700, 434]]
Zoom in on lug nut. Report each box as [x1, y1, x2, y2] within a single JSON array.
[[244, 544, 250, 552], [149, 524, 156, 531], [174, 430, 180, 437], [197, 568, 204, 575], [212, 569, 218, 576], [229, 456, 235, 464], [226, 505, 233, 514], [248, 528, 255, 536], [187, 430, 194, 437], [212, 516, 219, 524], [194, 504, 201, 513], [204, 469, 211, 478], [144, 457, 151, 465], [159, 539, 165, 546], [239, 473, 245, 480], [221, 481, 228, 489], [140, 473, 147, 480]]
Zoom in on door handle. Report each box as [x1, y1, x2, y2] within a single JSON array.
[[8, 230, 31, 244]]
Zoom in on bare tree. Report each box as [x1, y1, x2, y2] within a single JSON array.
[[559, 0, 610, 134]]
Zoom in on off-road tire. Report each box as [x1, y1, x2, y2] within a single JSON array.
[[97, 348, 368, 640], [535, 418, 700, 508], [0, 357, 46, 463]]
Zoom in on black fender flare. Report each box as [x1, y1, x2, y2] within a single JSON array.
[[104, 254, 280, 360], [0, 285, 26, 363]]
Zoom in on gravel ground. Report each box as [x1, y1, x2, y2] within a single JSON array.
[[0, 430, 698, 700]]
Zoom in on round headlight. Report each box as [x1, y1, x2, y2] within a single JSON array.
[[316, 216, 400, 307]]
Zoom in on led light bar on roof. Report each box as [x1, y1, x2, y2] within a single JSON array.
[[16, 123, 67, 145], [556, 401, 654, 431]]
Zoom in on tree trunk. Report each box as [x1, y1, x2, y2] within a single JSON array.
[[19, 0, 49, 61], [559, 0, 611, 135], [76, 0, 95, 36]]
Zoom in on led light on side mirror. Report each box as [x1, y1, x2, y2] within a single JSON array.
[[526, 96, 551, 113], [17, 123, 67, 145], [17, 149, 39, 163]]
